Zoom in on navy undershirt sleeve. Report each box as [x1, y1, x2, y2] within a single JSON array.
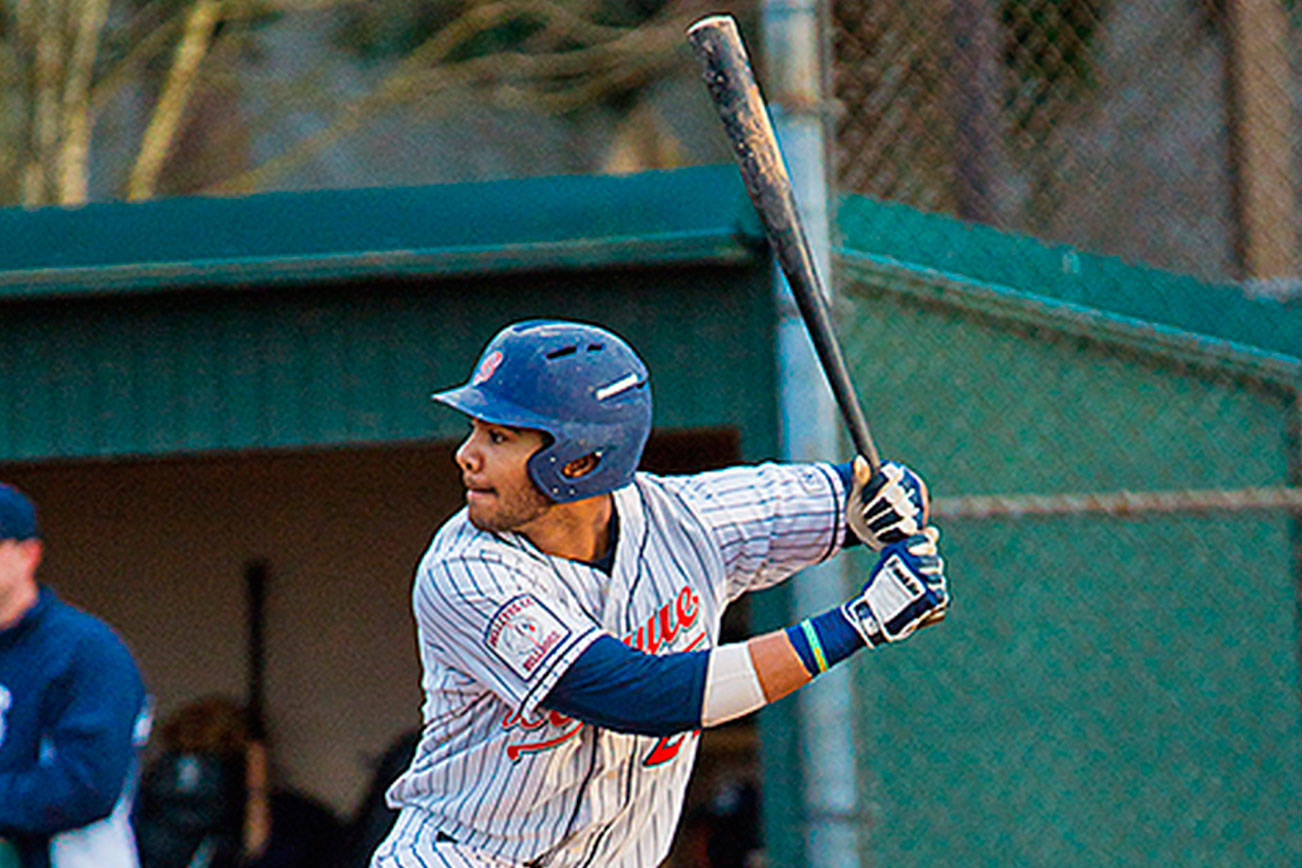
[[544, 635, 709, 737]]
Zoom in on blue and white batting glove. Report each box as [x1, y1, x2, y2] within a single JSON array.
[[842, 527, 948, 647], [847, 457, 930, 550]]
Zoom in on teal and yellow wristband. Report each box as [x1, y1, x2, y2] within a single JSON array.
[[799, 619, 829, 673], [786, 607, 870, 678]]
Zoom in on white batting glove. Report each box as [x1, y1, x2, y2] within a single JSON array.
[[842, 527, 948, 647], [847, 456, 930, 550]]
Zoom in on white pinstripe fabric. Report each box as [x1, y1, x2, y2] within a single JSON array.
[[372, 809, 516, 866], [374, 463, 845, 868]]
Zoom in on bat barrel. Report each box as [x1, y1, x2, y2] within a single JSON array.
[[688, 15, 882, 470]]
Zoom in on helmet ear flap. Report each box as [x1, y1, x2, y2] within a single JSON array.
[[560, 452, 601, 480], [527, 438, 609, 502]]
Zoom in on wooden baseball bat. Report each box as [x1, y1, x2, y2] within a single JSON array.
[[689, 15, 944, 627], [686, 13, 881, 474]]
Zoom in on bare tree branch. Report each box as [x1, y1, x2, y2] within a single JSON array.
[[89, 1, 186, 116], [26, 0, 64, 205], [58, 0, 110, 204], [89, 0, 360, 116], [205, 0, 699, 193], [0, 8, 29, 196], [128, 0, 223, 200]]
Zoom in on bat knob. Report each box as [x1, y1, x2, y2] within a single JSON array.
[[687, 14, 738, 39]]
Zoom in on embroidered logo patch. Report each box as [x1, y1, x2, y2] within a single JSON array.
[[485, 594, 571, 681]]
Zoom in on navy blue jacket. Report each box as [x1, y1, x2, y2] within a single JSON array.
[[0, 586, 147, 867]]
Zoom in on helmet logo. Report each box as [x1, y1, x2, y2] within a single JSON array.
[[472, 350, 504, 386]]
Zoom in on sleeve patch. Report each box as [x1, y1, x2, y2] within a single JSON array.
[[484, 594, 572, 681]]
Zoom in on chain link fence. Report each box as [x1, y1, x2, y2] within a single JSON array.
[[827, 6, 1302, 859], [828, 238, 1302, 863], [832, 0, 1302, 293]]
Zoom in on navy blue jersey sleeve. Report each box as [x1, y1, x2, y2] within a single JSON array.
[[544, 635, 709, 737], [0, 618, 146, 835]]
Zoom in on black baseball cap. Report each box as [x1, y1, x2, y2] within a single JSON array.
[[0, 484, 40, 541]]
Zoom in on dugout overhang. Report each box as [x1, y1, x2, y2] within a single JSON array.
[[0, 165, 761, 301], [4, 164, 1297, 466]]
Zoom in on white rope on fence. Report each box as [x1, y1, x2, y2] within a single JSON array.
[[932, 486, 1302, 518]]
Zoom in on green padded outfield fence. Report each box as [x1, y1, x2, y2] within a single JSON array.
[[760, 195, 1302, 866]]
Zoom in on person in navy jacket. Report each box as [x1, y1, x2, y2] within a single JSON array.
[[0, 483, 150, 868]]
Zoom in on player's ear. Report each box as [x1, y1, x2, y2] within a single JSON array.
[[21, 539, 42, 572], [561, 453, 600, 479]]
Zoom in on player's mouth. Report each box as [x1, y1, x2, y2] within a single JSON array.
[[464, 480, 495, 502]]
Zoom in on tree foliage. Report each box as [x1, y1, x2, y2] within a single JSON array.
[[0, 0, 725, 207]]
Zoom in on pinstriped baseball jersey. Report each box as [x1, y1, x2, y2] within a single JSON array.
[[375, 461, 847, 868]]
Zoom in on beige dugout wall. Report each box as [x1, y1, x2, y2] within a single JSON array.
[[0, 443, 454, 815]]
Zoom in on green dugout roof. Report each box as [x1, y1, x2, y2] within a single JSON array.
[[0, 164, 761, 299], [0, 162, 1293, 366]]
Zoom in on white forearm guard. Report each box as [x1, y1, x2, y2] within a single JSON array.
[[701, 643, 766, 728]]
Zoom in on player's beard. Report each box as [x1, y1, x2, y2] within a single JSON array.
[[466, 479, 552, 533]]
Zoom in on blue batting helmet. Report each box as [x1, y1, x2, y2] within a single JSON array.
[[432, 320, 652, 503]]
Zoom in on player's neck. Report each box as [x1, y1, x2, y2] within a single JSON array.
[[519, 494, 614, 563]]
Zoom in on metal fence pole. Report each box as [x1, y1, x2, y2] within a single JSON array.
[[763, 1, 860, 866], [1225, 0, 1301, 295]]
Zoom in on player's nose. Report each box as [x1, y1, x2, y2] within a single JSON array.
[[455, 436, 482, 473]]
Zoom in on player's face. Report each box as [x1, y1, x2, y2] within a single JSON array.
[[455, 419, 552, 533], [0, 539, 40, 599]]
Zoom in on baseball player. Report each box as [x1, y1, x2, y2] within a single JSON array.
[[372, 320, 948, 868]]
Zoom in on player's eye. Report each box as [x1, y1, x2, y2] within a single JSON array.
[[488, 429, 509, 445]]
